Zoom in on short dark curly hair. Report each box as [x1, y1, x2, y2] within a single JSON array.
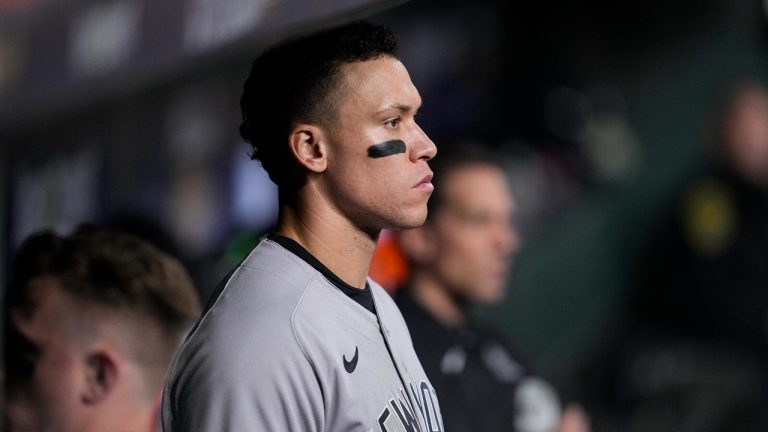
[[240, 20, 399, 193]]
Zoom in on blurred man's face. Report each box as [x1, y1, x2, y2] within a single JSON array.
[[5, 278, 88, 432], [723, 86, 768, 184], [429, 164, 519, 304]]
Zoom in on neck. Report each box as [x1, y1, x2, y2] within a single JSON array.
[[87, 397, 155, 432], [276, 186, 378, 289], [409, 270, 466, 327]]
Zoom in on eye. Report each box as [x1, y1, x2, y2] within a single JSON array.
[[384, 117, 401, 128]]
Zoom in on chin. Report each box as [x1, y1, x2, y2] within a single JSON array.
[[474, 286, 505, 304], [399, 216, 428, 230], [383, 209, 428, 230]]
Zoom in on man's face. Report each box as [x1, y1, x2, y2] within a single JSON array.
[[321, 56, 437, 233], [5, 278, 88, 432], [724, 87, 768, 184], [429, 164, 520, 304]]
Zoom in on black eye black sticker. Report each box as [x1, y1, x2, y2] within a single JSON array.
[[367, 140, 406, 158]]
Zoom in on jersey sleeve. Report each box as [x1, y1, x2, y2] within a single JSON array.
[[164, 324, 324, 431], [162, 275, 325, 431]]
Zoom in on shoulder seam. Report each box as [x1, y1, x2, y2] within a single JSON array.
[[248, 238, 315, 278], [290, 274, 327, 432]]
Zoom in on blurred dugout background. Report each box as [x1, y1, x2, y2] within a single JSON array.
[[3, 0, 768, 430]]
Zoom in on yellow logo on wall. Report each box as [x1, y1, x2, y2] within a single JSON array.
[[681, 178, 737, 258]]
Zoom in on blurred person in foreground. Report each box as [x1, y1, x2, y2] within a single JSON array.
[[163, 20, 443, 431], [395, 146, 590, 432], [4, 227, 201, 432]]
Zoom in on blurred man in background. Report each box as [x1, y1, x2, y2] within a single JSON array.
[[620, 79, 768, 432], [635, 79, 768, 347], [395, 146, 590, 432], [4, 227, 200, 432]]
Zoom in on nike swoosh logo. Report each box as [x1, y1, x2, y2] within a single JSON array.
[[343, 346, 359, 373]]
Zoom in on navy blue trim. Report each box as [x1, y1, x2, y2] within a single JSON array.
[[269, 233, 376, 314]]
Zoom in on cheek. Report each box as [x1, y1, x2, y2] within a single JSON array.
[[444, 228, 487, 261], [30, 355, 83, 422], [6, 390, 37, 432], [5, 375, 65, 432], [343, 158, 411, 201], [436, 230, 505, 295], [435, 233, 483, 279], [364, 157, 409, 181], [337, 153, 397, 181]]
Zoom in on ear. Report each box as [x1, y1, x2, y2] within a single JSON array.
[[398, 226, 437, 265], [81, 351, 118, 406], [289, 123, 327, 173]]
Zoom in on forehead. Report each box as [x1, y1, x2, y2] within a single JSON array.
[[12, 277, 80, 340], [337, 56, 422, 111], [441, 164, 514, 212]]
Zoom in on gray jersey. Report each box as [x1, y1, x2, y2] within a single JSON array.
[[162, 237, 444, 431]]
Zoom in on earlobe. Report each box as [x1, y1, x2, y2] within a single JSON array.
[[81, 351, 117, 405], [289, 124, 327, 173]]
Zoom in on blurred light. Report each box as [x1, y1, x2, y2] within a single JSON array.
[[183, 0, 272, 52], [581, 114, 642, 181], [69, 0, 140, 77], [0, 0, 45, 11], [764, 0, 768, 23], [499, 145, 582, 239], [12, 148, 99, 246], [231, 146, 278, 232], [544, 86, 591, 141], [513, 376, 561, 432], [168, 167, 221, 256], [681, 179, 737, 257], [166, 86, 222, 167], [369, 229, 409, 292], [0, 35, 22, 94]]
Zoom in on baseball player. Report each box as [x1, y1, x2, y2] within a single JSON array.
[[162, 21, 444, 431]]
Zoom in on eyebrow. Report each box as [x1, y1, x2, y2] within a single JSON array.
[[376, 103, 421, 115]]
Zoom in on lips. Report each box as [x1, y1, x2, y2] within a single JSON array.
[[415, 172, 434, 191]]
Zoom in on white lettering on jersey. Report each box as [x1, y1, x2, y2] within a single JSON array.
[[377, 382, 443, 432]]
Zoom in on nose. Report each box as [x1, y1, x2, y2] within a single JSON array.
[[409, 123, 437, 162]]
